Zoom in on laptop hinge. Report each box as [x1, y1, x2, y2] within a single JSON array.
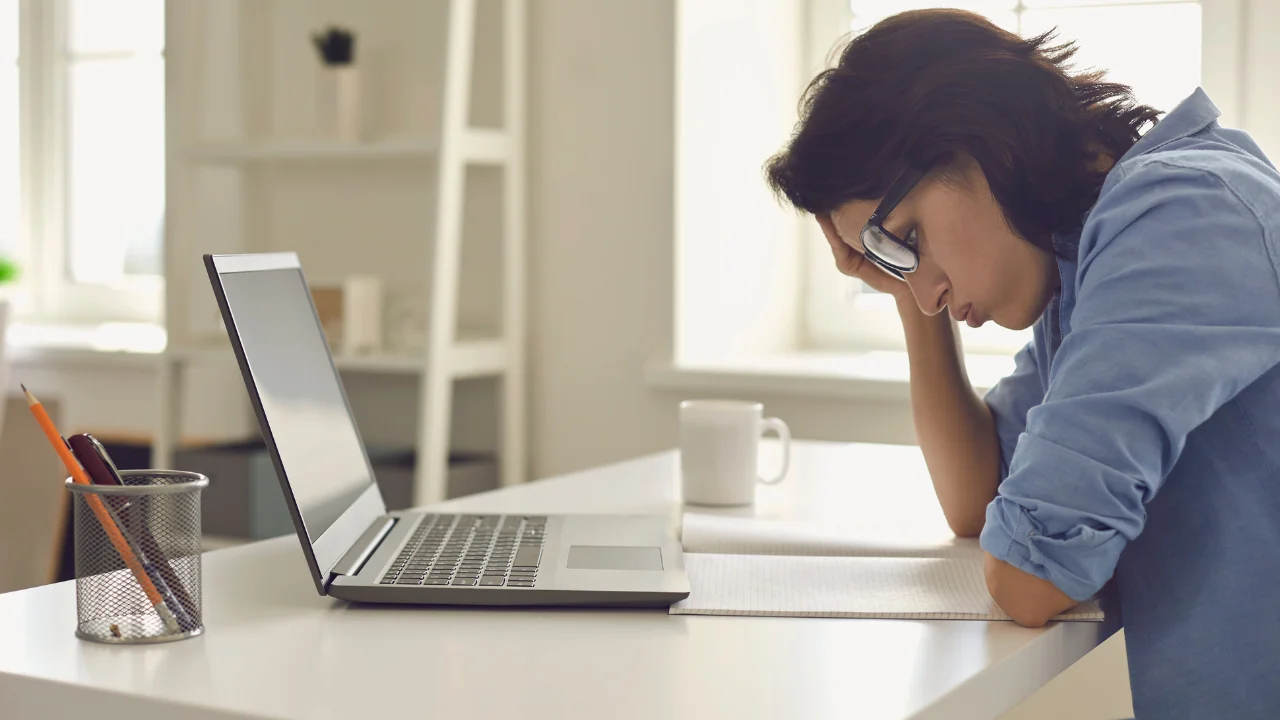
[[331, 516, 397, 579]]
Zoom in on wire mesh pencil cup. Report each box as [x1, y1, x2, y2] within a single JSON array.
[[66, 470, 209, 644]]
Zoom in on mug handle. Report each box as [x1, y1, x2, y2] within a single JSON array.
[[758, 417, 791, 485]]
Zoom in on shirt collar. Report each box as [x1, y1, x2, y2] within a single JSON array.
[[1117, 87, 1221, 164]]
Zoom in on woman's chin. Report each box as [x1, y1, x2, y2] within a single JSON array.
[[993, 308, 1036, 332]]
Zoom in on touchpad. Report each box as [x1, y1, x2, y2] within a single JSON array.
[[566, 546, 664, 571]]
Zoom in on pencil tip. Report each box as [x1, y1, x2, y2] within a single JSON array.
[[20, 383, 26, 393]]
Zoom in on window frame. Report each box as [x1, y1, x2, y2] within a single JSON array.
[[13, 0, 163, 325], [799, 0, 1234, 356]]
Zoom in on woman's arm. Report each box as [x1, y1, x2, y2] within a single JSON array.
[[815, 213, 1004, 538], [898, 296, 1002, 537], [981, 162, 1280, 607]]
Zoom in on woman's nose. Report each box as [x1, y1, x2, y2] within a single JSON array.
[[904, 270, 949, 317]]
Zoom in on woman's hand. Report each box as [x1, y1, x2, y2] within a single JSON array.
[[816, 213, 910, 299]]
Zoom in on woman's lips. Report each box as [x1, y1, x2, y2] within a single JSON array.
[[950, 302, 984, 327], [965, 305, 981, 328], [953, 303, 980, 327]]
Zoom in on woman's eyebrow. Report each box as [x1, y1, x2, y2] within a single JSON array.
[[882, 207, 914, 236]]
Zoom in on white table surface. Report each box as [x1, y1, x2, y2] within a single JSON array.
[[0, 441, 1105, 720]]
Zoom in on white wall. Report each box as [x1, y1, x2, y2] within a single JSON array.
[[524, 0, 679, 475]]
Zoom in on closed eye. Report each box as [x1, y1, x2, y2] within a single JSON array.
[[904, 228, 919, 250]]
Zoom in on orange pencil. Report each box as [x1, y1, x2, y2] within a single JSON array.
[[23, 385, 181, 634]]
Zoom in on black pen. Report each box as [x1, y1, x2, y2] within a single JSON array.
[[68, 434, 199, 631]]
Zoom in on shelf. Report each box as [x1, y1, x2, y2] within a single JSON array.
[[461, 129, 510, 164], [449, 338, 507, 378], [331, 352, 424, 374], [331, 339, 506, 377], [188, 138, 440, 163], [186, 129, 509, 165], [160, 0, 527, 501], [167, 337, 507, 379]]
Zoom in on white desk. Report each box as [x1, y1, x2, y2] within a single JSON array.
[[0, 441, 1105, 720]]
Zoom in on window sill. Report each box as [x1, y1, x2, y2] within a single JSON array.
[[7, 322, 168, 368], [645, 351, 1015, 403]]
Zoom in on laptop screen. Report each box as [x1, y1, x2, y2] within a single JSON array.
[[216, 266, 375, 542]]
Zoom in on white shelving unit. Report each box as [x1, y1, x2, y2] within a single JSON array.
[[157, 0, 527, 505], [187, 128, 509, 164]]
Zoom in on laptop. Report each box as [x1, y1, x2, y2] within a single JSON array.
[[204, 252, 690, 607]]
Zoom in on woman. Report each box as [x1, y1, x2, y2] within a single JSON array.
[[765, 9, 1280, 719]]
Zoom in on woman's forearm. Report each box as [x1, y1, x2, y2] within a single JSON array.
[[897, 296, 1002, 537]]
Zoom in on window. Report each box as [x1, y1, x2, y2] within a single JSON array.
[[802, 0, 1203, 355], [2, 2, 16, 262], [6, 0, 164, 324]]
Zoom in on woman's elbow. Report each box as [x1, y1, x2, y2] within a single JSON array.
[[983, 553, 1074, 628], [1004, 604, 1052, 628], [945, 511, 985, 539]]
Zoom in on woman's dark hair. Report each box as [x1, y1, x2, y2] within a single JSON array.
[[764, 9, 1162, 256]]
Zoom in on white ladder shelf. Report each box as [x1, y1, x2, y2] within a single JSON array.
[[157, 0, 527, 505]]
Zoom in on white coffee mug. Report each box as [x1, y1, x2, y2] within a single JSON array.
[[679, 400, 791, 506]]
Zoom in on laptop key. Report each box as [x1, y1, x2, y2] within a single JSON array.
[[451, 578, 477, 586], [513, 547, 542, 568], [479, 577, 506, 586], [422, 578, 451, 585]]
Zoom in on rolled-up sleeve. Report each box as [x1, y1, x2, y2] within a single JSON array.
[[980, 160, 1280, 601]]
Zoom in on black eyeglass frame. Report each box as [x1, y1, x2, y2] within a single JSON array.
[[860, 166, 928, 280]]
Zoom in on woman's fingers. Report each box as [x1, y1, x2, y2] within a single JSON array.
[[815, 215, 905, 296], [817, 215, 861, 272]]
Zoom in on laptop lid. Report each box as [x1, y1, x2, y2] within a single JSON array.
[[204, 252, 387, 595]]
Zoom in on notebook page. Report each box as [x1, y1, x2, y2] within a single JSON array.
[[670, 553, 1104, 621], [681, 512, 983, 561]]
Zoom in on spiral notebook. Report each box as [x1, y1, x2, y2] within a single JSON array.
[[670, 513, 1104, 621]]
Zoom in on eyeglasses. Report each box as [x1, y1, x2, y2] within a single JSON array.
[[860, 166, 927, 280]]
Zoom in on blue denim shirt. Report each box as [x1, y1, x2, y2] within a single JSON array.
[[980, 88, 1280, 719]]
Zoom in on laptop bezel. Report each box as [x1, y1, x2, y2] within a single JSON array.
[[204, 252, 388, 595]]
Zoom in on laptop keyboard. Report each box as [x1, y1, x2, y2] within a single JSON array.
[[379, 514, 546, 588]]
